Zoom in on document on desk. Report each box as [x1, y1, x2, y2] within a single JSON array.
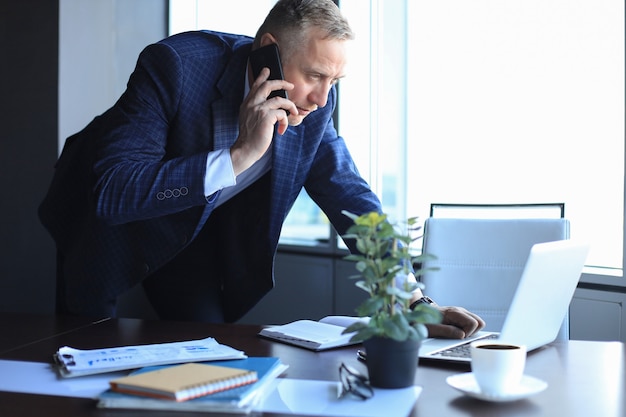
[[254, 378, 421, 417], [258, 316, 368, 351], [0, 359, 125, 399], [54, 337, 247, 378]]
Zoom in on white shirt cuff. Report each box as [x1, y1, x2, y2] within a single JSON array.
[[204, 149, 236, 197]]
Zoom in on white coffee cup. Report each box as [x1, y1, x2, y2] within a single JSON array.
[[470, 341, 527, 396]]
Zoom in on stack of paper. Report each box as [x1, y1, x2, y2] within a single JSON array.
[[54, 337, 247, 377], [255, 378, 421, 417]]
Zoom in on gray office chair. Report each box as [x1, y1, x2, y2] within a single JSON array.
[[419, 215, 571, 340]]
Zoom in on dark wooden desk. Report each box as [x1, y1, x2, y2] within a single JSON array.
[[0, 312, 107, 355], [1, 314, 624, 417]]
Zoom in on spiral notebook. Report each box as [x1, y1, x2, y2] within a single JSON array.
[[109, 363, 257, 402]]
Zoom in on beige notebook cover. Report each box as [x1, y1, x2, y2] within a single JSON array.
[[110, 363, 258, 402]]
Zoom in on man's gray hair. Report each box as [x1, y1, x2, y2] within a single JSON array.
[[253, 0, 354, 61]]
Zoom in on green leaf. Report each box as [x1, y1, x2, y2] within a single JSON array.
[[349, 326, 380, 343], [342, 321, 368, 334], [354, 280, 370, 293], [412, 323, 429, 340], [392, 288, 414, 301], [381, 314, 410, 341], [407, 304, 443, 324], [355, 297, 385, 316], [341, 210, 359, 222]]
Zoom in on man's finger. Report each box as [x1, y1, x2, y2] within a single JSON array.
[[425, 323, 466, 339]]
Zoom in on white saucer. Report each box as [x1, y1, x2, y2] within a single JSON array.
[[446, 372, 548, 402]]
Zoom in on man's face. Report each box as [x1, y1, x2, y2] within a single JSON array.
[[281, 29, 348, 126]]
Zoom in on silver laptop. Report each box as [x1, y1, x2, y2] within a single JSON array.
[[417, 239, 589, 364]]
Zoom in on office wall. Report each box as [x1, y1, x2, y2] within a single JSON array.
[[0, 1, 59, 313], [0, 0, 166, 314], [59, 0, 167, 148]]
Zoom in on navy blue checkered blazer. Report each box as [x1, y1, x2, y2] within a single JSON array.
[[39, 31, 381, 321]]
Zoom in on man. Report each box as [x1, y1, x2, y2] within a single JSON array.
[[40, 0, 484, 338]]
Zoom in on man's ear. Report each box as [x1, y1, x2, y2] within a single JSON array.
[[259, 32, 279, 47]]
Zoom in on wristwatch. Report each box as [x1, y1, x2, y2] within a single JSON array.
[[410, 296, 435, 310]]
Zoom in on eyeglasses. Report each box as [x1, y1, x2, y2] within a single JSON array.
[[338, 362, 374, 400]]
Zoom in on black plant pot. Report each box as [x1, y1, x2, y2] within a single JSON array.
[[363, 337, 420, 388]]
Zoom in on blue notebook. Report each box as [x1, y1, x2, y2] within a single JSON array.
[[97, 357, 288, 412]]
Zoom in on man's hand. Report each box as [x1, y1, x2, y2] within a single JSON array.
[[230, 68, 297, 175], [425, 306, 486, 339]]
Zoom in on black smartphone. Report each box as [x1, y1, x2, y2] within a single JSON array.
[[249, 43, 289, 101]]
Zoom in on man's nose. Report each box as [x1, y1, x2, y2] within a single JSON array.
[[309, 83, 331, 108]]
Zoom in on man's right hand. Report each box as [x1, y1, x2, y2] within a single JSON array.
[[230, 68, 296, 175], [425, 305, 486, 339]]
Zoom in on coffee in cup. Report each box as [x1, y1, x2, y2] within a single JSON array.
[[470, 341, 527, 396]]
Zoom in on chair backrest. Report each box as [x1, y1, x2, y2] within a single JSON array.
[[419, 217, 571, 340], [429, 202, 565, 219]]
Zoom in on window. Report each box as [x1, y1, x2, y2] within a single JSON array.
[[405, 0, 625, 284], [339, 0, 625, 285], [169, 0, 274, 37]]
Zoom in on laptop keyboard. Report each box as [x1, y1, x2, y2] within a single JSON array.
[[432, 334, 499, 358]]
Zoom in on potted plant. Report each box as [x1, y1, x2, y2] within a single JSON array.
[[341, 210, 442, 388]]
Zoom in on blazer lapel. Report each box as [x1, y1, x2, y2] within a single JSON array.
[[212, 46, 250, 150]]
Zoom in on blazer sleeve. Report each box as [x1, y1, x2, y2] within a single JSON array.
[[303, 89, 382, 250], [92, 41, 212, 225]]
